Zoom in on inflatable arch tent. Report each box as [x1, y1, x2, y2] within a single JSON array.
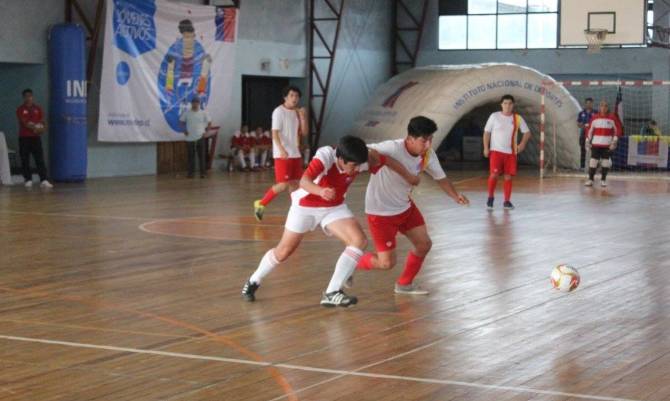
[[352, 63, 582, 169]]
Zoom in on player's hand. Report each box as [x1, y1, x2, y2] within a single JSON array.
[[517, 143, 526, 153], [585, 142, 591, 150], [320, 187, 336, 201], [483, 148, 489, 158], [405, 174, 421, 186], [297, 107, 307, 120], [609, 143, 617, 151], [455, 193, 469, 205], [279, 148, 288, 159]]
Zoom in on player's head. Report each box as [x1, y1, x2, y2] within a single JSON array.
[[190, 96, 201, 110], [241, 125, 248, 133], [282, 86, 301, 109], [585, 97, 594, 109], [406, 116, 437, 156], [255, 126, 263, 134], [336, 135, 368, 175], [22, 88, 33, 105], [598, 100, 609, 114], [649, 119, 657, 127], [500, 94, 515, 114]]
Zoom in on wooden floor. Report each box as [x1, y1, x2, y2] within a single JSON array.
[[1, 170, 670, 401]]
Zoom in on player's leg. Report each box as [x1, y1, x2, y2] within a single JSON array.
[[487, 151, 503, 209], [586, 148, 599, 186], [238, 148, 247, 169], [600, 151, 611, 187], [502, 153, 517, 209], [242, 229, 304, 302], [395, 205, 430, 295], [254, 159, 291, 221], [356, 213, 399, 271], [320, 216, 366, 307]]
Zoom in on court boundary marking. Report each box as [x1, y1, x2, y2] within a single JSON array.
[[0, 334, 641, 401]]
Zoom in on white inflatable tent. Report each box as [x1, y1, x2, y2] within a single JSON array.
[[352, 63, 582, 169]]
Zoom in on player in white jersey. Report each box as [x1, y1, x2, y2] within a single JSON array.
[[254, 86, 308, 221], [483, 94, 531, 210], [242, 135, 418, 307], [355, 116, 469, 295]]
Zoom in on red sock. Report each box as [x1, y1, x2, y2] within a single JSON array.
[[503, 179, 512, 202], [356, 252, 374, 270], [487, 176, 497, 198], [397, 251, 425, 285], [260, 188, 278, 206]]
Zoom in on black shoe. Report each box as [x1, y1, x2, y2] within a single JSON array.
[[242, 281, 260, 302], [503, 201, 515, 210], [486, 197, 494, 210], [320, 290, 358, 307]]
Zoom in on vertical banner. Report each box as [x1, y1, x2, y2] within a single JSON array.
[[98, 0, 237, 142]]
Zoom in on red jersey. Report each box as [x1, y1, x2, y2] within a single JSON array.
[[259, 133, 272, 146], [294, 146, 372, 208], [239, 134, 255, 150], [17, 104, 44, 138], [587, 113, 621, 148]]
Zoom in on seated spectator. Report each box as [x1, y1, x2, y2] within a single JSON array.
[[229, 128, 256, 171], [254, 127, 271, 169], [640, 120, 662, 136]]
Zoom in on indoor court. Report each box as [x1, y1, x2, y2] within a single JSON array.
[[1, 0, 670, 400]]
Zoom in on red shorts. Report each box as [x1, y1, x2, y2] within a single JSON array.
[[366, 202, 426, 252], [489, 151, 517, 176], [274, 157, 303, 183]]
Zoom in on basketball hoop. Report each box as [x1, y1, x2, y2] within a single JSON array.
[[584, 29, 608, 53]]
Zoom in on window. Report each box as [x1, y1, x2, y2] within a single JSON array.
[[438, 0, 558, 50]]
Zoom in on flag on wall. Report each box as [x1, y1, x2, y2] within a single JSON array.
[[97, 0, 238, 142], [614, 85, 624, 135]]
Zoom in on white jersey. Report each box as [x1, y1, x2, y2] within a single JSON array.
[[271, 105, 301, 158], [365, 139, 446, 216], [484, 112, 529, 154]]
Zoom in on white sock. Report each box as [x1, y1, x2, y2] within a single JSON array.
[[250, 149, 257, 167], [249, 249, 280, 284], [326, 246, 363, 293], [238, 151, 246, 168], [260, 150, 267, 167]]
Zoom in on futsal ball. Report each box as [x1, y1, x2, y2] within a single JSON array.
[[550, 264, 580, 292]]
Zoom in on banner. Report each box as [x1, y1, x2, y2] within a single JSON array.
[[627, 135, 669, 168], [98, 0, 237, 142]]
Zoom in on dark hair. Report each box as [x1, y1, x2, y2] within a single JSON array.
[[585, 97, 594, 102], [500, 94, 515, 103], [179, 19, 195, 33], [335, 135, 368, 164], [22, 88, 33, 96], [407, 116, 437, 138], [282, 85, 301, 98], [650, 119, 657, 125]]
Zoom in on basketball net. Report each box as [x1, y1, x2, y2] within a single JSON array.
[[584, 29, 608, 54]]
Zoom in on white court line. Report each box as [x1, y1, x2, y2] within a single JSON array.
[[0, 210, 148, 221], [0, 334, 640, 401]]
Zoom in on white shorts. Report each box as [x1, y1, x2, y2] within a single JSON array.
[[284, 203, 354, 235]]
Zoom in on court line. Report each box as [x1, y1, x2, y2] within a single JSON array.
[[0, 286, 298, 401], [0, 334, 640, 401]]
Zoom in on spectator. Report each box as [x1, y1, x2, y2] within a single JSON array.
[[254, 127, 271, 169], [640, 120, 662, 136], [179, 96, 211, 178], [577, 97, 595, 170], [17, 89, 52, 189]]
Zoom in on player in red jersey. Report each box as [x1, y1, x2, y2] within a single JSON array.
[[585, 100, 621, 187], [242, 135, 417, 307]]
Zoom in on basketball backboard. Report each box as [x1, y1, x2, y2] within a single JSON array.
[[560, 0, 647, 46]]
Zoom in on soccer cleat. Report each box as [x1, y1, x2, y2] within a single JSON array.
[[320, 290, 358, 307], [503, 201, 515, 210], [242, 280, 260, 302], [486, 197, 494, 210], [584, 180, 593, 187], [24, 180, 33, 188], [394, 283, 429, 295], [253, 200, 265, 221], [600, 180, 607, 187], [40, 180, 53, 189]]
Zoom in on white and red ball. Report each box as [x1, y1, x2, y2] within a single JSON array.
[[550, 264, 580, 292]]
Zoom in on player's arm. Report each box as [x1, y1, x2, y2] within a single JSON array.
[[610, 118, 621, 150], [299, 158, 335, 200], [517, 131, 532, 153], [577, 112, 585, 129], [585, 119, 595, 147], [483, 131, 491, 157], [369, 149, 419, 186], [297, 107, 308, 137], [272, 129, 288, 158], [436, 177, 469, 205]]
